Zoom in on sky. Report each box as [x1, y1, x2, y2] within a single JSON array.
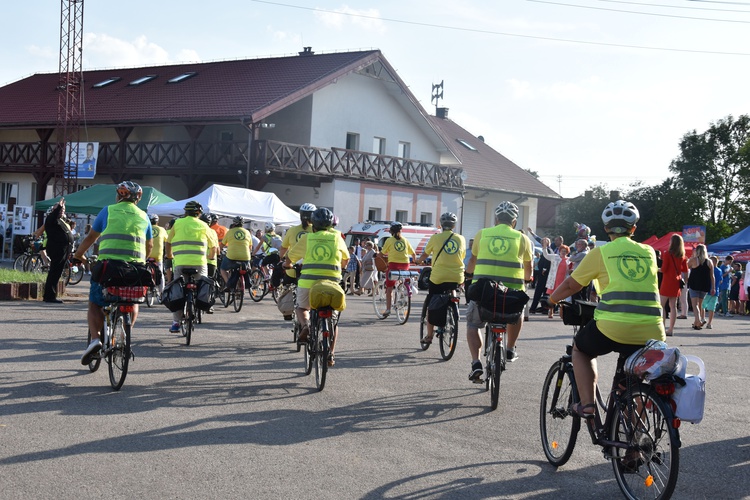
[[1, 0, 748, 198]]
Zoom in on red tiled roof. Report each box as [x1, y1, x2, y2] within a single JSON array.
[[429, 115, 561, 199], [0, 50, 380, 128]]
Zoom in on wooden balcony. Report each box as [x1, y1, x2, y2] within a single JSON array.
[[0, 139, 464, 192]]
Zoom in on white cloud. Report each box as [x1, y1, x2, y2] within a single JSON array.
[[314, 5, 386, 34], [83, 33, 200, 68], [26, 45, 56, 59]]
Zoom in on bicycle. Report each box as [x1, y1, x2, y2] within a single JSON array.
[[13, 237, 45, 272], [248, 266, 268, 302], [539, 300, 681, 500], [302, 305, 337, 391], [373, 269, 413, 324], [144, 259, 162, 307], [483, 318, 510, 411], [179, 270, 202, 346], [61, 256, 84, 286], [85, 285, 145, 390], [222, 262, 248, 313], [419, 288, 460, 361]]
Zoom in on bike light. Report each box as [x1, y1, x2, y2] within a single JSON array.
[[672, 417, 681, 429], [119, 305, 135, 313], [186, 283, 197, 290], [653, 382, 675, 396]]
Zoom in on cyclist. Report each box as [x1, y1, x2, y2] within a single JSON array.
[[208, 213, 228, 247], [163, 217, 178, 283], [220, 216, 253, 286], [416, 212, 466, 345], [465, 201, 533, 381], [73, 181, 153, 364], [274, 202, 316, 289], [147, 213, 168, 297], [165, 201, 214, 333], [284, 208, 349, 365], [256, 221, 283, 268], [546, 200, 665, 417], [199, 213, 220, 313], [380, 222, 416, 317]]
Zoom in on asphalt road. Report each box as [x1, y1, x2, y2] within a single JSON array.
[[1, 281, 748, 500]]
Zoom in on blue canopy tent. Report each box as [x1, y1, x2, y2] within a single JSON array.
[[706, 225, 750, 253]]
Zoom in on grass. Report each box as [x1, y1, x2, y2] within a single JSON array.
[[0, 269, 47, 284]]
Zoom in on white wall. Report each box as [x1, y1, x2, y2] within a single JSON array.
[[310, 73, 441, 162]]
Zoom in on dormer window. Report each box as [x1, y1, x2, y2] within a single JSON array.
[[92, 77, 121, 88], [457, 139, 477, 151], [128, 75, 157, 86], [168, 72, 197, 83]]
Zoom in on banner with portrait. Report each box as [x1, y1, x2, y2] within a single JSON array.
[[13, 206, 32, 235], [683, 225, 706, 244], [65, 141, 98, 180]]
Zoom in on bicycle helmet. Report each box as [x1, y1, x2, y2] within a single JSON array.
[[311, 207, 334, 231], [264, 221, 276, 232], [495, 201, 519, 220], [199, 213, 211, 225], [440, 212, 457, 229], [601, 200, 639, 233], [209, 213, 219, 224], [184, 200, 203, 216], [148, 213, 159, 224], [299, 202, 317, 221], [116, 181, 142, 202], [390, 222, 403, 233], [332, 215, 339, 227], [231, 216, 245, 228]]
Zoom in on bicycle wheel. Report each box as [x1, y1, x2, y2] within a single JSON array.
[[196, 307, 202, 325], [270, 283, 279, 303], [13, 254, 26, 271], [86, 329, 101, 373], [418, 301, 430, 350], [108, 312, 131, 391], [439, 303, 459, 361], [233, 280, 244, 312], [68, 263, 84, 285], [293, 314, 302, 353], [314, 317, 329, 391], [488, 327, 506, 410], [248, 269, 266, 302], [27, 255, 44, 272], [216, 273, 227, 307], [611, 384, 679, 500], [373, 283, 388, 319], [394, 283, 411, 325], [62, 265, 71, 285], [184, 297, 194, 346], [146, 287, 156, 307], [540, 360, 580, 466], [303, 317, 313, 375]]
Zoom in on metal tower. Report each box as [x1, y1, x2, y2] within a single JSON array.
[[53, 0, 84, 197]]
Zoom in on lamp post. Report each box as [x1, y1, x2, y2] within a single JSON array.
[[244, 120, 275, 189]]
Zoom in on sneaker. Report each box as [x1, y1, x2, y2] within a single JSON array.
[[170, 322, 180, 333], [298, 324, 310, 343], [506, 347, 518, 362], [724, 313, 733, 317], [81, 339, 102, 365], [381, 309, 391, 318], [468, 361, 483, 382], [706, 324, 713, 329], [207, 307, 214, 314]]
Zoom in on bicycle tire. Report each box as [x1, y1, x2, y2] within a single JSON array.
[[216, 273, 227, 306], [489, 338, 503, 410], [540, 360, 580, 466], [611, 384, 680, 500], [27, 255, 44, 273], [314, 316, 329, 391], [439, 303, 459, 361], [68, 263, 84, 285], [373, 283, 388, 319], [146, 287, 156, 307], [196, 307, 202, 325], [394, 283, 410, 325], [62, 265, 71, 285], [303, 316, 313, 375], [13, 254, 26, 271], [233, 281, 244, 312], [86, 329, 101, 373], [418, 301, 430, 351], [248, 269, 266, 302], [108, 311, 131, 391], [271, 285, 279, 303], [184, 296, 194, 346], [293, 315, 302, 353]]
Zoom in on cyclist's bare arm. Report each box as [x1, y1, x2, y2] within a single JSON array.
[[146, 238, 154, 258], [548, 276, 585, 305], [73, 229, 101, 262]]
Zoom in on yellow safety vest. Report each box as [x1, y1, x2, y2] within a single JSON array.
[[298, 230, 342, 289], [473, 224, 524, 290], [169, 216, 208, 267], [595, 237, 663, 327], [98, 202, 150, 263]]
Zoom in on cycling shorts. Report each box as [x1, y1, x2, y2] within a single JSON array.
[[221, 257, 249, 271]]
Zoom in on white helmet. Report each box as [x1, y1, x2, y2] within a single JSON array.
[[495, 201, 519, 220], [264, 222, 275, 232], [601, 200, 639, 233]]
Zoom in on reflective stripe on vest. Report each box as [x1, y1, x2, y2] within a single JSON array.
[[595, 237, 663, 324], [473, 224, 524, 289], [97, 202, 149, 263], [299, 230, 341, 289], [171, 217, 208, 267]]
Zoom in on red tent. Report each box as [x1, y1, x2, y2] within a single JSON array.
[[648, 232, 698, 258], [641, 235, 658, 246]]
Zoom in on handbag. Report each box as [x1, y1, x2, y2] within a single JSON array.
[[374, 252, 388, 272]]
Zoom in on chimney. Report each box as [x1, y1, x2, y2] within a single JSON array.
[[436, 107, 449, 119], [298, 47, 314, 56], [609, 190, 621, 201]]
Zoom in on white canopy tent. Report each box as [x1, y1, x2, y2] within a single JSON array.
[[148, 184, 300, 225]]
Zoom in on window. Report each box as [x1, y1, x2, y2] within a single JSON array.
[[395, 210, 408, 223], [398, 141, 411, 159], [92, 77, 121, 88], [368, 208, 381, 221], [420, 212, 432, 225], [346, 133, 360, 150], [457, 139, 477, 151], [168, 72, 197, 83], [128, 75, 157, 86], [373, 137, 386, 155]]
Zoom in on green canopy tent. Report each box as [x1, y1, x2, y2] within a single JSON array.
[[34, 185, 175, 216]]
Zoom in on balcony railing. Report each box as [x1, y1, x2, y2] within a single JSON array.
[[0, 139, 464, 191]]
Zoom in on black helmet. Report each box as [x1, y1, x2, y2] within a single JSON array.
[[209, 213, 219, 224], [390, 222, 403, 234], [199, 213, 211, 224], [184, 200, 203, 216], [311, 207, 334, 230], [116, 181, 142, 202], [231, 216, 245, 228], [440, 212, 457, 229]]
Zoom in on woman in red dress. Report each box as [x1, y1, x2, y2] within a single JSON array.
[[659, 234, 687, 336]]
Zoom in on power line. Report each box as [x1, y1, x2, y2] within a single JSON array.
[[250, 0, 750, 56], [528, 0, 750, 23], [687, 0, 750, 5], [601, 0, 750, 13]]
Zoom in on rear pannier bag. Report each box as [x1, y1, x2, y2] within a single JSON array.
[[466, 278, 528, 324], [195, 276, 216, 311], [427, 293, 451, 327], [162, 278, 186, 312]]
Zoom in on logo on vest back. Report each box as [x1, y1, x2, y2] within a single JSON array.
[[444, 238, 459, 255], [616, 252, 650, 282], [233, 231, 246, 241], [488, 237, 511, 256], [394, 240, 406, 252], [312, 243, 333, 261], [296, 231, 306, 242]]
